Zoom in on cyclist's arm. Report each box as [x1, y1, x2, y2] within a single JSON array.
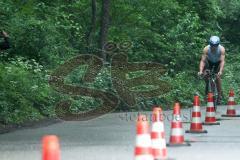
[[219, 47, 225, 73], [199, 47, 208, 73]]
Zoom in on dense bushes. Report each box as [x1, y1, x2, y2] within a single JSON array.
[[0, 0, 240, 124], [0, 55, 56, 124]]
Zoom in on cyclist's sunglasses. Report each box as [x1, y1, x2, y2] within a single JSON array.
[[210, 43, 219, 47]]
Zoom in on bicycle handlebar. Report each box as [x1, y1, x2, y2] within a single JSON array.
[[199, 69, 219, 79]]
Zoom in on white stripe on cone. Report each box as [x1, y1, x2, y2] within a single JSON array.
[[206, 112, 215, 117], [151, 122, 164, 132], [207, 102, 214, 107], [229, 97, 234, 101], [152, 139, 166, 149], [173, 115, 182, 122], [228, 105, 234, 110], [136, 134, 152, 147], [193, 106, 201, 112], [170, 128, 183, 136], [191, 117, 201, 123]]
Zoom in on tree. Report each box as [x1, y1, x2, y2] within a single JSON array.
[[99, 0, 110, 62], [86, 0, 97, 52]]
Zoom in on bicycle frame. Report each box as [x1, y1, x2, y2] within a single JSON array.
[[205, 67, 218, 111]]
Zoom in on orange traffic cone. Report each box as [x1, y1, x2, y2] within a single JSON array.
[[167, 103, 191, 147], [42, 135, 61, 160], [134, 115, 153, 160], [222, 89, 240, 117], [203, 92, 220, 125], [151, 107, 167, 159], [186, 96, 207, 133]]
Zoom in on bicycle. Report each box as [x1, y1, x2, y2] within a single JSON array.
[[199, 66, 219, 112]]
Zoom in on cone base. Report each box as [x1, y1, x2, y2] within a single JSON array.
[[185, 130, 208, 134], [202, 122, 220, 125], [154, 158, 175, 160], [216, 118, 224, 121], [221, 114, 240, 117], [182, 121, 191, 124], [166, 141, 191, 147]]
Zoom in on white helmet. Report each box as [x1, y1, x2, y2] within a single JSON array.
[[209, 36, 220, 46]]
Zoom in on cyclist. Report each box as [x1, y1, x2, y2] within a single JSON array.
[[198, 36, 225, 104]]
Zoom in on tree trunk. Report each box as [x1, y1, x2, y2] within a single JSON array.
[[99, 0, 110, 62], [86, 0, 97, 51]]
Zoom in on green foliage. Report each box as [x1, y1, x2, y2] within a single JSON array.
[[0, 56, 56, 124], [219, 0, 240, 44], [0, 0, 240, 124]]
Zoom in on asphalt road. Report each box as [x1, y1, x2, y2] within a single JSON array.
[[0, 104, 240, 160]]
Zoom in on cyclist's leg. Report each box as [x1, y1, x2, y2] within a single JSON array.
[[215, 61, 222, 104], [210, 77, 218, 109], [203, 60, 210, 101], [216, 76, 222, 104], [204, 79, 209, 102]]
